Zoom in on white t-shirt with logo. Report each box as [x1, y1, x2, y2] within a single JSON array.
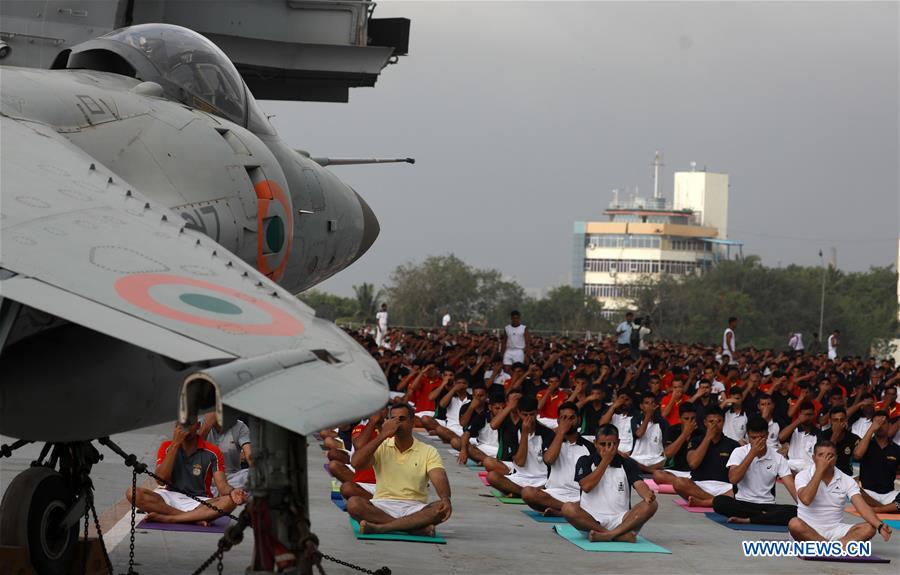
[[723, 410, 748, 443], [726, 444, 791, 504], [787, 427, 817, 465], [544, 437, 593, 493], [630, 418, 664, 464], [611, 413, 634, 453], [795, 466, 860, 528], [765, 420, 781, 451]]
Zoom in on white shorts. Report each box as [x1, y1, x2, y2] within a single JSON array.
[[864, 489, 899, 505], [371, 499, 427, 519], [543, 486, 582, 503], [503, 349, 525, 365], [585, 508, 628, 531], [797, 521, 854, 542], [537, 417, 559, 429], [211, 469, 249, 496], [666, 469, 692, 478], [435, 419, 463, 436], [630, 453, 665, 466], [787, 459, 812, 473], [503, 462, 546, 488], [415, 410, 435, 419], [694, 480, 733, 497], [359, 482, 377, 495], [475, 443, 499, 457], [155, 488, 207, 513]]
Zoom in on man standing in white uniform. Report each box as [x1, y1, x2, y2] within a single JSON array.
[[521, 402, 595, 516], [441, 310, 451, 329], [722, 317, 737, 363], [827, 329, 840, 360], [375, 303, 388, 348], [789, 440, 891, 545], [501, 310, 529, 366], [788, 332, 805, 353]]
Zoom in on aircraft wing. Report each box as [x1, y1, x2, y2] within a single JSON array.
[[0, 116, 388, 434]]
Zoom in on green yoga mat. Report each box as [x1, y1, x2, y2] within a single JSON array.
[[349, 518, 446, 544], [490, 489, 525, 504], [553, 524, 671, 553]]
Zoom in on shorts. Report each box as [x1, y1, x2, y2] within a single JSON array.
[[864, 489, 899, 505], [503, 349, 525, 365], [359, 483, 376, 495], [694, 480, 733, 497], [787, 459, 812, 473], [585, 508, 628, 531], [415, 411, 435, 419], [666, 469, 692, 478], [434, 419, 463, 436], [371, 499, 427, 519], [796, 521, 854, 542], [503, 462, 547, 488], [543, 486, 581, 503], [475, 443, 499, 457], [630, 453, 665, 466], [155, 488, 206, 513]]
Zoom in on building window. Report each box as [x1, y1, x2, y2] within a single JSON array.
[[585, 234, 661, 249]]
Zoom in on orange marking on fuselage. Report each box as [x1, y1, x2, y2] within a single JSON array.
[[254, 179, 293, 282]]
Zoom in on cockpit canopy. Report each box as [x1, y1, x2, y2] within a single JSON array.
[[60, 24, 272, 134]]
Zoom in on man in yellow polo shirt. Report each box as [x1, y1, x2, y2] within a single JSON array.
[[348, 403, 452, 536]]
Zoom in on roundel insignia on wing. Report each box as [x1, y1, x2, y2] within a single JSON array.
[[114, 273, 304, 336]]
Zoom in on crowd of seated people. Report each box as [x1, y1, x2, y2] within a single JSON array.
[[321, 312, 899, 546]]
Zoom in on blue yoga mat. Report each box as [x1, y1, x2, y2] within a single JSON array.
[[704, 512, 789, 533], [332, 498, 347, 512], [553, 524, 671, 553], [521, 509, 566, 523], [885, 519, 900, 530]]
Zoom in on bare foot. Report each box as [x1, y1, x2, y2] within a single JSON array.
[[542, 508, 562, 517], [588, 530, 614, 542], [727, 516, 750, 524], [358, 520, 374, 534], [613, 531, 638, 543], [687, 496, 708, 507], [146, 512, 175, 524], [409, 525, 436, 537]]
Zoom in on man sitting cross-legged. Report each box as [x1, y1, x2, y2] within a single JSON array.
[[126, 421, 246, 525], [337, 410, 384, 501], [712, 416, 798, 525], [457, 385, 505, 465], [521, 402, 595, 516], [485, 396, 555, 498], [628, 393, 669, 473], [347, 403, 452, 536], [672, 407, 740, 508], [421, 373, 471, 444], [852, 411, 900, 514], [789, 440, 892, 545], [561, 424, 658, 543], [652, 402, 698, 487]]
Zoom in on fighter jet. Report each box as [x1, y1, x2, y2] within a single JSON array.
[[0, 23, 402, 574]]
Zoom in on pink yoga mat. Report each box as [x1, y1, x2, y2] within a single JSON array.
[[674, 498, 712, 512], [479, 475, 490, 486], [478, 471, 488, 477], [643, 479, 676, 494]]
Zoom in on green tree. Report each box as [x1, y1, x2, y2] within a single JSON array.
[[352, 282, 382, 322], [297, 289, 358, 322], [523, 285, 610, 333]]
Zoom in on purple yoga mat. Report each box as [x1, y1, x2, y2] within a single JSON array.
[[137, 515, 231, 533], [801, 554, 889, 564]]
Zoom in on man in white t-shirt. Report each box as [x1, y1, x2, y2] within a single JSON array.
[[779, 401, 818, 473], [485, 396, 554, 497], [827, 329, 840, 360], [789, 440, 891, 544], [561, 424, 658, 543], [628, 393, 668, 472], [521, 402, 595, 516], [788, 332, 805, 353], [720, 386, 748, 444], [712, 416, 797, 525], [500, 310, 529, 366], [722, 317, 738, 362], [441, 310, 451, 329], [375, 303, 388, 348]]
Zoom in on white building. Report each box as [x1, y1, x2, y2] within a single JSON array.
[[572, 154, 741, 314]]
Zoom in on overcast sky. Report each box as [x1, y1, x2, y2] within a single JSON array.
[[264, 1, 900, 297]]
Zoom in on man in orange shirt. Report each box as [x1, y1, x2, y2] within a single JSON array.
[[660, 380, 687, 426], [537, 375, 568, 428], [875, 385, 899, 419]]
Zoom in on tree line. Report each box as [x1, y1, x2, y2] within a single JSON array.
[[299, 253, 898, 353]]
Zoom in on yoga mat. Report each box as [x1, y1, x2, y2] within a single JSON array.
[[466, 462, 484, 470], [674, 498, 713, 513], [521, 509, 566, 523], [703, 512, 788, 533], [332, 498, 347, 512], [137, 515, 230, 533], [331, 479, 340, 493], [885, 519, 900, 529], [490, 489, 525, 504], [348, 518, 446, 544], [553, 524, 671, 554], [479, 475, 490, 486], [800, 554, 889, 564], [643, 479, 676, 495], [844, 506, 899, 520]]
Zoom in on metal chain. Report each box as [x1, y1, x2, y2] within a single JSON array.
[[126, 468, 138, 574], [82, 507, 90, 575], [320, 552, 391, 575], [87, 491, 114, 575]]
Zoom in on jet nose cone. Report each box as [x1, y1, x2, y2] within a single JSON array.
[[353, 191, 379, 262]]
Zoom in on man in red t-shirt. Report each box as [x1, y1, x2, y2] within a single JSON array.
[[660, 380, 687, 426], [537, 375, 568, 427], [338, 415, 382, 500], [126, 421, 246, 524], [875, 385, 899, 419]]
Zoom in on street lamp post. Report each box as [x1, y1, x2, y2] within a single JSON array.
[[818, 250, 826, 340]]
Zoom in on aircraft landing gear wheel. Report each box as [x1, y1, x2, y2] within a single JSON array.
[[0, 466, 78, 575]]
